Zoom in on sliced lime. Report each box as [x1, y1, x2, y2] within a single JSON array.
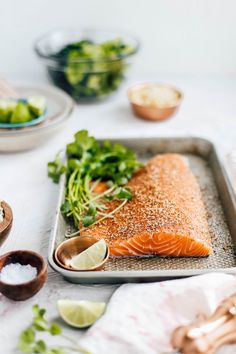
[[28, 96, 46, 117], [58, 299, 106, 328], [70, 239, 107, 270], [0, 99, 16, 123], [10, 102, 32, 123]]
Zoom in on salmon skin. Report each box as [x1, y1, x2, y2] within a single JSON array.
[[81, 154, 212, 257]]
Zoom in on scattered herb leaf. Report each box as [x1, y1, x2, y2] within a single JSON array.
[[48, 153, 66, 183], [82, 215, 97, 227], [18, 305, 90, 354], [114, 187, 132, 200]]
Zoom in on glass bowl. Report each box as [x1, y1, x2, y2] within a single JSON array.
[[34, 29, 140, 101]]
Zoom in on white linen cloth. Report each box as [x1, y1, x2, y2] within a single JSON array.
[[80, 273, 236, 354]]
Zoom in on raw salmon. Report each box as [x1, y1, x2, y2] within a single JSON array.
[[81, 154, 212, 257]]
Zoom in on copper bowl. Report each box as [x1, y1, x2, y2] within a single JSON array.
[[128, 82, 183, 122], [54, 236, 109, 271], [0, 201, 13, 247], [0, 250, 47, 301]]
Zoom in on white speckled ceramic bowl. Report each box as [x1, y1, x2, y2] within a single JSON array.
[[0, 84, 74, 152]]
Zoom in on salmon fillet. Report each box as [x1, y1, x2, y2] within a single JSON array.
[[81, 154, 212, 257]]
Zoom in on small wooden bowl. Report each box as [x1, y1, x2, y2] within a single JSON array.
[[0, 201, 13, 247], [0, 250, 47, 301], [128, 82, 183, 121], [55, 236, 109, 271]]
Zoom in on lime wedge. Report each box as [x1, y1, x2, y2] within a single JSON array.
[[28, 96, 46, 116], [0, 99, 16, 123], [70, 239, 107, 270], [58, 299, 106, 328], [11, 102, 32, 123]]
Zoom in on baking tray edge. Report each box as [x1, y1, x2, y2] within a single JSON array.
[[48, 136, 236, 284]]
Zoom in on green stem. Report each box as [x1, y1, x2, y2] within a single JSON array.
[[65, 199, 127, 238], [88, 185, 115, 203], [65, 229, 80, 238], [90, 179, 101, 191], [61, 333, 78, 345], [58, 341, 90, 354], [97, 211, 113, 217], [79, 199, 127, 233]]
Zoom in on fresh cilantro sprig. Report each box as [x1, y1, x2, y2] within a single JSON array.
[[48, 130, 142, 234], [18, 305, 89, 354], [48, 152, 66, 184]]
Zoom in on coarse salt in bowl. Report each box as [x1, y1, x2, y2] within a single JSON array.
[[0, 263, 37, 284], [0, 201, 13, 247], [0, 250, 47, 301]]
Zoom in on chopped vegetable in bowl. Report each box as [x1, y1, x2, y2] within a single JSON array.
[[35, 29, 139, 101], [0, 96, 46, 129]]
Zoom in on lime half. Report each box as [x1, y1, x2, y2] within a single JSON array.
[[58, 299, 106, 328], [0, 99, 16, 123], [28, 96, 46, 116], [70, 239, 107, 270]]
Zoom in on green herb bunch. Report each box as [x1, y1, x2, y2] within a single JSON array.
[[48, 130, 142, 235], [18, 305, 89, 354]]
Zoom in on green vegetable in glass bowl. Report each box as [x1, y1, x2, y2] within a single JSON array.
[[35, 29, 140, 101]]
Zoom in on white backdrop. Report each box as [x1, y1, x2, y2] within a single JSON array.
[[1, 0, 236, 77]]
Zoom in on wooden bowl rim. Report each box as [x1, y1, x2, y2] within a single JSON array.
[[127, 81, 184, 109], [0, 249, 47, 287], [0, 201, 13, 234]]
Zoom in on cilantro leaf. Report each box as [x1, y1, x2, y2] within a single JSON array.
[[33, 319, 48, 332], [18, 341, 33, 354], [18, 305, 88, 354], [87, 203, 97, 217], [47, 154, 66, 184], [60, 200, 71, 214], [114, 187, 132, 201], [49, 323, 62, 336], [20, 328, 35, 344], [82, 215, 96, 227], [33, 340, 47, 353]]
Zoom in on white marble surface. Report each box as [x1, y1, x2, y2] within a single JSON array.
[[1, 74, 236, 353]]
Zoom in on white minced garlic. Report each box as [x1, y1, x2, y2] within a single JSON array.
[[0, 263, 37, 284], [0, 201, 4, 223], [130, 84, 180, 108]]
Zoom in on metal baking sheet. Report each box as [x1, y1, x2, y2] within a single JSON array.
[[48, 137, 236, 284]]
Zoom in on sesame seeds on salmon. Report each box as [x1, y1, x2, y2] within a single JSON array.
[[81, 154, 212, 257]]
